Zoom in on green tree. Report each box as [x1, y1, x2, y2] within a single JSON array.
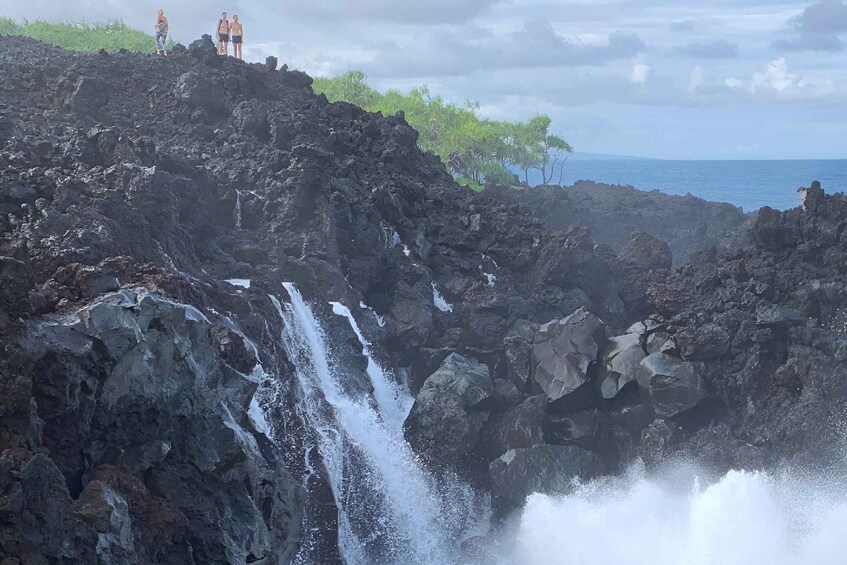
[[311, 71, 573, 189]]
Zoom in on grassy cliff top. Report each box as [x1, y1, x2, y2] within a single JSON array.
[[0, 18, 158, 53]]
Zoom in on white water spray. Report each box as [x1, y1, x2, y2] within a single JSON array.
[[278, 283, 476, 564], [330, 301, 413, 435], [359, 301, 386, 328], [432, 282, 454, 313], [513, 467, 847, 565], [235, 190, 242, 231]]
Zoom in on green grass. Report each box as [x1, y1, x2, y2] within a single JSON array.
[[455, 176, 485, 192], [0, 18, 161, 53]]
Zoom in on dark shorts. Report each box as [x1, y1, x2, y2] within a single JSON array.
[[218, 33, 229, 43], [231, 35, 242, 45]]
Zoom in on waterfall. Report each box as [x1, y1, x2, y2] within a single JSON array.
[[277, 283, 477, 564], [330, 301, 413, 436], [235, 190, 242, 231]]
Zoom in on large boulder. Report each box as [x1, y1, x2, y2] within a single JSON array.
[[21, 289, 304, 563], [65, 76, 109, 117], [618, 231, 672, 270], [489, 445, 601, 504], [73, 480, 137, 563], [404, 353, 494, 466], [636, 352, 708, 418], [232, 100, 270, 140], [531, 308, 607, 401], [545, 409, 605, 449], [479, 395, 546, 461], [175, 71, 228, 115]]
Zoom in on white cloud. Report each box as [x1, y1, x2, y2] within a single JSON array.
[[727, 57, 837, 100], [629, 54, 652, 85]]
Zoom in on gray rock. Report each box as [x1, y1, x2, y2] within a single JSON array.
[[637, 353, 708, 418], [599, 332, 645, 399], [677, 323, 731, 361], [175, 71, 228, 115], [18, 454, 96, 561], [503, 335, 532, 390], [25, 289, 304, 563], [67, 76, 109, 116], [279, 67, 313, 89], [0, 255, 34, 315], [404, 353, 494, 466], [0, 115, 22, 140], [493, 377, 527, 408], [480, 395, 546, 461], [626, 319, 663, 337], [489, 445, 601, 503], [188, 34, 216, 60], [646, 331, 677, 355], [74, 481, 138, 564], [756, 305, 809, 328], [618, 231, 673, 270], [232, 100, 270, 140], [531, 308, 607, 401], [546, 409, 604, 449]]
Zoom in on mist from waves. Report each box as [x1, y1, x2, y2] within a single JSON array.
[[505, 463, 847, 565]]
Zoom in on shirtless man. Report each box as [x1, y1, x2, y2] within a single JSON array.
[[217, 12, 230, 56], [230, 15, 244, 60]]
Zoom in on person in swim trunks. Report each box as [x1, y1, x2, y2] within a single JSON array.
[[217, 12, 230, 56], [230, 15, 244, 60]]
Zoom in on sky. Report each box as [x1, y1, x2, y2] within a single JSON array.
[[3, 0, 847, 159]]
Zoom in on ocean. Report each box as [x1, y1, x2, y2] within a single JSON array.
[[543, 159, 847, 212]]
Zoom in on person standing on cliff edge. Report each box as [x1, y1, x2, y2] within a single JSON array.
[[230, 15, 244, 60], [216, 12, 230, 56], [154, 9, 169, 55]]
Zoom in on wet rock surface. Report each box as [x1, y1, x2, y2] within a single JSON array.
[[404, 353, 494, 467], [489, 445, 601, 503]]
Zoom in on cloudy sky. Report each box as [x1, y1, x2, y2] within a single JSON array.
[[4, 0, 847, 159]]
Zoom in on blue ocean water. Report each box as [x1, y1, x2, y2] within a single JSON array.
[[546, 159, 847, 212]]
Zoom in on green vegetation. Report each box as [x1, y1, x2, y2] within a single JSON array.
[[0, 19, 572, 187], [313, 71, 573, 186], [0, 18, 161, 53]]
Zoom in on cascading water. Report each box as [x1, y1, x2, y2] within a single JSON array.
[[276, 283, 479, 564], [257, 285, 847, 565], [330, 301, 413, 436]]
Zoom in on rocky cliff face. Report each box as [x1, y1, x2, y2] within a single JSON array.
[[1, 36, 845, 564], [0, 36, 657, 562], [647, 185, 847, 470], [491, 181, 752, 265]]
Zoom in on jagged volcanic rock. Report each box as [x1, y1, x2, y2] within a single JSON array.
[[0, 37, 654, 561], [2, 35, 845, 562], [488, 181, 752, 265]]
